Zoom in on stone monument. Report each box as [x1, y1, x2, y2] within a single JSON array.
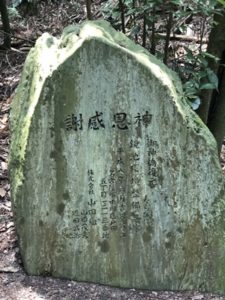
[[10, 20, 225, 292]]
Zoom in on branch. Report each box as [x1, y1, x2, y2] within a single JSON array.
[[0, 0, 11, 49], [157, 33, 208, 43]]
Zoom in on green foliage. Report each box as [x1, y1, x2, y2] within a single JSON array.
[[218, 0, 225, 6], [11, 0, 23, 7], [101, 0, 222, 110], [8, 7, 21, 19], [180, 50, 219, 109]]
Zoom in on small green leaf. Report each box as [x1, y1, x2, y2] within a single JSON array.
[[200, 83, 217, 90], [203, 52, 220, 62], [190, 97, 201, 110], [207, 70, 219, 88], [218, 0, 225, 6]]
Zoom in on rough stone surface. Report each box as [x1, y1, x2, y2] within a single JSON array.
[[10, 21, 225, 292]]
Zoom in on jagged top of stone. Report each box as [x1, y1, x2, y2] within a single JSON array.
[[10, 20, 221, 198], [11, 20, 217, 143]]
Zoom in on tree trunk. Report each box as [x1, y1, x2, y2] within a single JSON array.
[[119, 0, 125, 33], [0, 0, 11, 49], [142, 13, 147, 47], [86, 0, 92, 20], [150, 7, 156, 55], [198, 9, 225, 153], [207, 50, 225, 154], [163, 12, 173, 65]]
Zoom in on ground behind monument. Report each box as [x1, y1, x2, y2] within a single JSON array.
[[1, 1, 225, 299]]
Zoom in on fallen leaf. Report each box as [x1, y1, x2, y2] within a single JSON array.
[[0, 266, 19, 273], [192, 295, 204, 300], [0, 187, 6, 198], [0, 114, 8, 125], [0, 123, 9, 137], [4, 201, 11, 208], [1, 161, 8, 171], [6, 221, 14, 229], [0, 224, 6, 232]]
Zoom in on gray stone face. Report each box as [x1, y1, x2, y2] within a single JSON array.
[[10, 21, 225, 292]]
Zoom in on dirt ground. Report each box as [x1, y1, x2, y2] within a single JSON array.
[[1, 1, 225, 299]]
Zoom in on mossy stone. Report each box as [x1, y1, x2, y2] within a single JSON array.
[[10, 20, 225, 293]]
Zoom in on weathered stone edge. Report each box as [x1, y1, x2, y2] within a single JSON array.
[[10, 20, 223, 208], [66, 20, 218, 147]]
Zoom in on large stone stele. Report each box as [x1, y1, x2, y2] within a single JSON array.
[[10, 20, 225, 292]]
